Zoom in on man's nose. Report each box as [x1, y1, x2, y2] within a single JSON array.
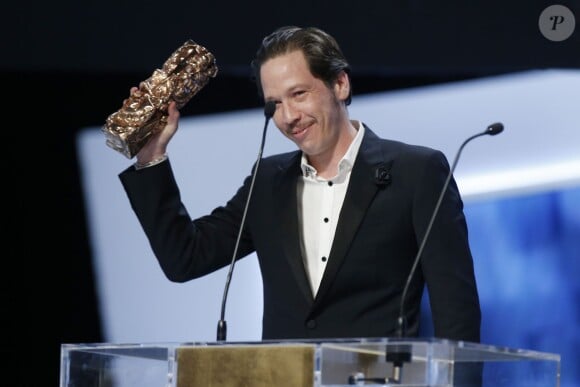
[[280, 101, 300, 125]]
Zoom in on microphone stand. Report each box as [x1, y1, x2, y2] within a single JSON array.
[[216, 102, 276, 341], [386, 122, 504, 383]]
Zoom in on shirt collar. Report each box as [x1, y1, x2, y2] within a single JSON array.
[[300, 121, 365, 181]]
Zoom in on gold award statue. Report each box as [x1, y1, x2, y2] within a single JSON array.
[[103, 40, 218, 158]]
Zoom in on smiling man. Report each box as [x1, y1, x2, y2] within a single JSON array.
[[119, 26, 481, 345]]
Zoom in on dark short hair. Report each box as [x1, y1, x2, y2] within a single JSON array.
[[251, 26, 352, 105]]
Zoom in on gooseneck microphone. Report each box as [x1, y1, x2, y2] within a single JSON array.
[[396, 122, 504, 338], [380, 122, 504, 385], [216, 101, 277, 341]]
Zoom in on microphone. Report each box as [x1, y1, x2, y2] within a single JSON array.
[[396, 122, 504, 338], [383, 122, 503, 384], [216, 101, 276, 341]]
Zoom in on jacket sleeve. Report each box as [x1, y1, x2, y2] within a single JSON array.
[[413, 150, 481, 343], [118, 159, 255, 282]]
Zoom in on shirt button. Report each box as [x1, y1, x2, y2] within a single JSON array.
[[328, 181, 333, 186], [324, 217, 329, 223], [306, 320, 317, 329], [321, 256, 327, 262]]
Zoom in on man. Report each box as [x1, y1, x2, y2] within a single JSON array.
[[119, 26, 481, 343]]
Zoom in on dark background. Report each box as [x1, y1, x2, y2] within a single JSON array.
[[4, 1, 578, 385]]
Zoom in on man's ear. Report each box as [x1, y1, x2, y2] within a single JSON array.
[[334, 70, 351, 102]]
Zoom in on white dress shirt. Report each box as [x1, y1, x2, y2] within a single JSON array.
[[297, 121, 365, 296]]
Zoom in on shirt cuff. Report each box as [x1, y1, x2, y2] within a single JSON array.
[[134, 154, 168, 170]]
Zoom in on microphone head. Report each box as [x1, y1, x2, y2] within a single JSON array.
[[486, 122, 504, 135], [264, 101, 276, 119]]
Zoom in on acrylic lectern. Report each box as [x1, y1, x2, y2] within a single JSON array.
[[60, 338, 560, 386]]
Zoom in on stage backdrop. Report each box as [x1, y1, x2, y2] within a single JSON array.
[[78, 69, 580, 387]]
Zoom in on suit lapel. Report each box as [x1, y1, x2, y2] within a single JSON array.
[[314, 127, 391, 306], [273, 153, 315, 304]]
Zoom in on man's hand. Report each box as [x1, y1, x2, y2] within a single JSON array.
[[136, 99, 180, 165]]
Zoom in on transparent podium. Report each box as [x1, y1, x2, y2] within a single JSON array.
[[60, 338, 560, 386]]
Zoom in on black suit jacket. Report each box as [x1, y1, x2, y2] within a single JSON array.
[[120, 125, 481, 343]]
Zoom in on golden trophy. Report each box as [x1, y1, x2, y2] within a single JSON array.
[[103, 40, 218, 158]]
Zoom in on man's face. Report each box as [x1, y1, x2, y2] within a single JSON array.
[[259, 50, 349, 160]]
